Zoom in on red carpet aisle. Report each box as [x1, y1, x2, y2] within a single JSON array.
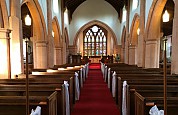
[[71, 63, 120, 115]]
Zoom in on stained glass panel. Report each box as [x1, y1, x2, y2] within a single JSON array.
[[83, 25, 107, 56], [96, 36, 99, 42], [92, 36, 94, 42], [100, 37, 102, 42], [103, 36, 106, 42]]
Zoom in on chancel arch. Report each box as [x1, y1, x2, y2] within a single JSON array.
[[73, 20, 118, 56]]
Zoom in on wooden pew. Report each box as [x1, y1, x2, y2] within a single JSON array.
[[128, 85, 178, 115], [32, 67, 84, 88], [135, 91, 178, 115], [115, 75, 178, 115], [0, 78, 70, 115], [29, 73, 76, 104], [0, 92, 57, 115]]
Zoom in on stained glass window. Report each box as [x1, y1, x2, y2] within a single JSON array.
[[83, 25, 107, 56]]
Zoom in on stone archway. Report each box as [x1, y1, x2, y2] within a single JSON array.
[[52, 16, 62, 65], [62, 28, 69, 64], [0, 0, 9, 28], [145, 0, 173, 68], [121, 26, 126, 62], [73, 20, 118, 56], [129, 13, 140, 65], [0, 0, 10, 78], [22, 0, 48, 69]]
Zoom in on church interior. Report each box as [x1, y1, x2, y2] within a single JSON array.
[[0, 0, 177, 115]]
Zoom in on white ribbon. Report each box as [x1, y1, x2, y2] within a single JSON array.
[[30, 106, 41, 115], [122, 81, 127, 115], [64, 81, 70, 115], [149, 105, 164, 115], [107, 68, 111, 88], [75, 72, 80, 100], [112, 71, 116, 97], [104, 66, 107, 81]]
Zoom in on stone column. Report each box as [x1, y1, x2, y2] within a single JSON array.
[[62, 39, 67, 64], [9, 0, 23, 78], [128, 45, 137, 65], [137, 0, 145, 67], [121, 47, 125, 62], [0, 29, 11, 79], [124, 40, 129, 64], [47, 0, 54, 68], [171, 0, 178, 74], [125, 2, 130, 64], [54, 47, 62, 65], [35, 41, 48, 68], [145, 39, 159, 68]]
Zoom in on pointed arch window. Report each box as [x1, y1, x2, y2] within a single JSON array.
[[83, 25, 107, 56]]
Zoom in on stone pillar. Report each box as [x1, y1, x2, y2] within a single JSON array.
[[121, 47, 125, 62], [128, 45, 137, 65], [145, 39, 159, 68], [35, 41, 48, 68], [54, 47, 62, 65], [9, 0, 23, 78], [0, 29, 11, 79], [171, 0, 178, 74], [124, 40, 129, 64], [125, 2, 130, 64], [47, 0, 54, 68], [137, 0, 145, 67], [62, 39, 67, 64]]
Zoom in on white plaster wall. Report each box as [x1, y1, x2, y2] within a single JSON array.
[[5, 0, 10, 16], [38, 0, 48, 33], [69, 0, 121, 45], [145, 0, 153, 27], [52, 0, 62, 34], [120, 22, 126, 42], [129, 0, 140, 31]]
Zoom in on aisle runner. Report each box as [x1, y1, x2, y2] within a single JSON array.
[[71, 63, 120, 115]]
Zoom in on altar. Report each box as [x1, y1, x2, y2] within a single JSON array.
[[89, 56, 101, 63]]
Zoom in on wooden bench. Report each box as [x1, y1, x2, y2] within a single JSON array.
[[0, 78, 71, 115], [0, 92, 57, 115], [135, 91, 178, 115], [128, 85, 178, 115]]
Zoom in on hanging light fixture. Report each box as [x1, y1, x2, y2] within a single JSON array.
[[52, 31, 54, 37], [25, 14, 31, 26], [163, 10, 169, 22], [137, 28, 140, 35]]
